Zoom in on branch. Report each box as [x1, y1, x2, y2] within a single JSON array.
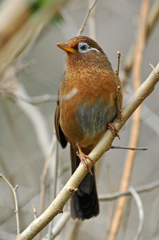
[[116, 51, 122, 120], [129, 186, 144, 240], [121, 0, 159, 82], [32, 206, 37, 220], [14, 88, 78, 105], [16, 63, 159, 240], [47, 137, 59, 240], [88, 0, 97, 40], [111, 146, 147, 151], [0, 174, 20, 235], [99, 179, 159, 201], [77, 0, 97, 36], [108, 0, 150, 238], [39, 134, 56, 216]]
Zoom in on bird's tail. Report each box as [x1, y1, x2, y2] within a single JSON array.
[[70, 144, 99, 220]]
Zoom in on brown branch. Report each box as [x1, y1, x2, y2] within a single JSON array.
[[16, 63, 159, 240], [116, 51, 122, 120], [0, 0, 32, 51], [0, 0, 70, 69], [121, 0, 159, 82], [108, 1, 151, 239], [111, 146, 147, 151], [32, 206, 37, 220]]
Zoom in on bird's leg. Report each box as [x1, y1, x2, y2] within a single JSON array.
[[108, 123, 120, 139], [76, 143, 94, 175]]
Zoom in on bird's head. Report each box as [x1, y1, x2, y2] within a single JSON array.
[[57, 36, 113, 74]]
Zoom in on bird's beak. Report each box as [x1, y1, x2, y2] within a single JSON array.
[[56, 43, 76, 53]]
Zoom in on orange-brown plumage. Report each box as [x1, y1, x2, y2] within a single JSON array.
[[55, 36, 122, 220]]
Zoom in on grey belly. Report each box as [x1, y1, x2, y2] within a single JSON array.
[[76, 98, 116, 139]]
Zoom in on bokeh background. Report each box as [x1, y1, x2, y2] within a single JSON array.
[[0, 0, 159, 239]]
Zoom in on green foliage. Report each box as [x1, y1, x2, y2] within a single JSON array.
[[32, 0, 53, 12]]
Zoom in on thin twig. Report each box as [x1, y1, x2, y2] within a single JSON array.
[[32, 206, 37, 220], [15, 88, 78, 105], [99, 179, 159, 201], [116, 51, 122, 120], [77, 0, 97, 36], [48, 137, 59, 240], [0, 174, 20, 235], [111, 146, 147, 151], [129, 186, 144, 240], [149, 63, 159, 77], [88, 0, 97, 40], [38, 134, 56, 240]]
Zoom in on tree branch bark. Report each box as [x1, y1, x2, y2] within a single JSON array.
[[16, 63, 159, 240]]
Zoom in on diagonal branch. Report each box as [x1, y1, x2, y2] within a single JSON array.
[[77, 0, 97, 36], [16, 63, 159, 240]]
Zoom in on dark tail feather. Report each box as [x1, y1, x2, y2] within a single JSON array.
[[70, 145, 99, 220]]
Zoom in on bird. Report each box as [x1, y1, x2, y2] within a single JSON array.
[[55, 36, 122, 220]]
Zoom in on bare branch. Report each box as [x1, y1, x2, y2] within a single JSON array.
[[99, 179, 159, 201], [77, 0, 97, 36], [121, 0, 159, 82], [16, 62, 159, 240], [116, 51, 122, 120], [40, 134, 56, 215], [48, 137, 59, 240], [129, 186, 144, 240], [0, 174, 20, 235], [32, 206, 37, 220], [15, 88, 78, 105], [111, 146, 147, 151]]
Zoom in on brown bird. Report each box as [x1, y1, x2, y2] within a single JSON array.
[[55, 36, 122, 220]]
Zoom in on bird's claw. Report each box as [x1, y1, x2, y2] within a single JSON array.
[[108, 123, 120, 139], [76, 144, 94, 175]]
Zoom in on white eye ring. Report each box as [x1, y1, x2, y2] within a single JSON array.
[[78, 43, 89, 53], [78, 42, 100, 53]]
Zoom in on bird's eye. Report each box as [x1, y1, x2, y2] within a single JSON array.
[[78, 43, 89, 53], [80, 44, 87, 51]]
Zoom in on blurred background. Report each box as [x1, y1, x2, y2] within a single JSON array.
[[0, 0, 159, 239]]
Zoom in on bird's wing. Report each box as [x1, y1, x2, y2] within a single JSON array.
[[55, 101, 67, 148]]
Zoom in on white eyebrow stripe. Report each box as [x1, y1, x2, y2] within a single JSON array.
[[90, 47, 100, 53]]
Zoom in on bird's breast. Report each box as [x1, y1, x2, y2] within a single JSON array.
[[76, 98, 117, 140]]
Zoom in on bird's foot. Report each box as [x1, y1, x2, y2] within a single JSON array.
[[108, 123, 120, 139], [76, 143, 94, 175]]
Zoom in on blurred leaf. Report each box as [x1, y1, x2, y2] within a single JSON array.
[[51, 12, 64, 25], [32, 0, 53, 11]]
